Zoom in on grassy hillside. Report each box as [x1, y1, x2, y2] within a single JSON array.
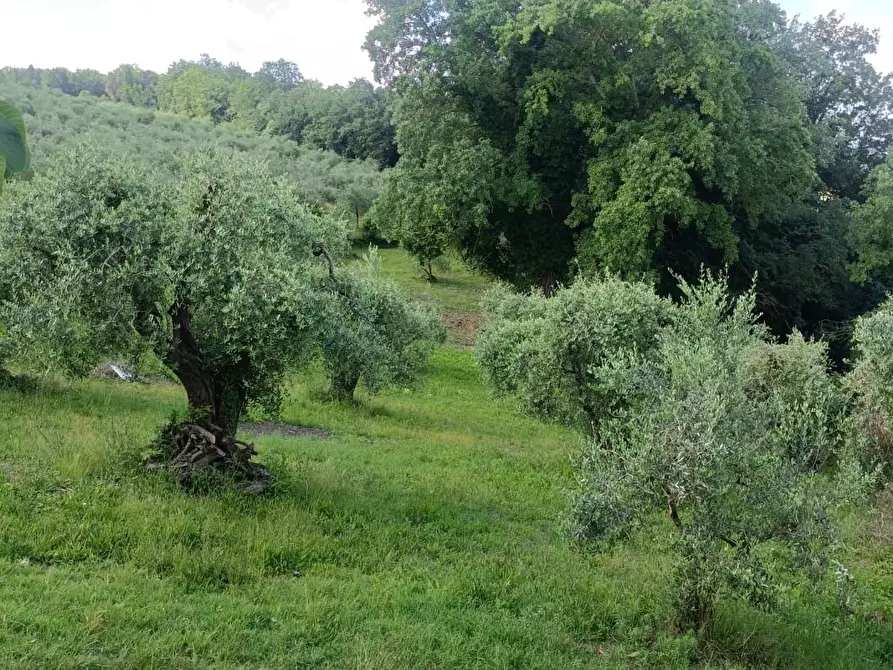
[[362, 247, 492, 347], [2, 77, 892, 669], [0, 248, 891, 668], [0, 80, 384, 213]]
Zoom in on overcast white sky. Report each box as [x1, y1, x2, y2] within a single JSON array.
[[3, 0, 891, 85]]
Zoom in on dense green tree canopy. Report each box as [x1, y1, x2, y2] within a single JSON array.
[[366, 0, 816, 291], [779, 12, 893, 201], [300, 79, 398, 167], [746, 10, 893, 348], [256, 59, 303, 90], [851, 153, 893, 283], [106, 64, 158, 106], [157, 56, 238, 122], [365, 0, 893, 353]]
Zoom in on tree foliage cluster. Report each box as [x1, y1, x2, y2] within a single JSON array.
[[0, 98, 30, 195], [318, 247, 446, 402], [478, 272, 883, 629], [850, 297, 893, 478], [365, 1, 893, 352], [1, 57, 397, 168]]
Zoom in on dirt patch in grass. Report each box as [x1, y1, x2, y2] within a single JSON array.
[[443, 311, 481, 347], [241, 422, 332, 439]]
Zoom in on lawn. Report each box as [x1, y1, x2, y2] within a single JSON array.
[[0, 250, 891, 668]]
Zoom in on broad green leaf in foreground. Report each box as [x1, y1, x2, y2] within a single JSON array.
[[0, 100, 30, 178]]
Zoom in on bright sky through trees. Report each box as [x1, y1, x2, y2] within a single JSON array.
[[4, 1, 890, 85], [4, 0, 377, 85]]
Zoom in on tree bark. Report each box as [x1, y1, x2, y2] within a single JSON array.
[[421, 262, 437, 283], [541, 271, 559, 297], [331, 366, 360, 402], [148, 304, 269, 492], [168, 304, 248, 438]]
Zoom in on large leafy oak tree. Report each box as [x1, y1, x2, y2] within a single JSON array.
[[365, 0, 815, 293]]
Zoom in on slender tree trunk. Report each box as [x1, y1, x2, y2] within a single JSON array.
[[541, 271, 558, 297], [421, 262, 437, 283], [331, 366, 360, 403]]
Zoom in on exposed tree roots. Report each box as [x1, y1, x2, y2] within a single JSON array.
[[146, 419, 272, 495]]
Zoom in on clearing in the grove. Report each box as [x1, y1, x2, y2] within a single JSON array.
[[0, 248, 891, 669]]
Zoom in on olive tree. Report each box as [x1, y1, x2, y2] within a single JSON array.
[[479, 273, 853, 630], [477, 277, 671, 436], [316, 248, 446, 402], [588, 277, 843, 629], [0, 147, 349, 488]]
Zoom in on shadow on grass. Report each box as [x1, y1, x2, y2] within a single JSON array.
[[702, 598, 893, 669]]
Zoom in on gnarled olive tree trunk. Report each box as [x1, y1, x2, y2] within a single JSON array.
[[170, 304, 246, 435], [147, 304, 269, 492]]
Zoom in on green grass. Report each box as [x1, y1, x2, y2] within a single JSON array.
[[356, 245, 493, 347], [366, 246, 492, 315], [1, 349, 892, 668]]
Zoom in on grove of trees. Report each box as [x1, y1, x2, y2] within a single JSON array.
[[1, 56, 397, 168], [477, 271, 890, 628], [366, 1, 893, 358], [0, 147, 442, 490], [0, 80, 389, 232], [2, 0, 893, 641]]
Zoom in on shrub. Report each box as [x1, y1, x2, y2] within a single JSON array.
[[476, 276, 671, 436], [740, 332, 846, 470], [480, 273, 857, 630], [849, 299, 893, 476]]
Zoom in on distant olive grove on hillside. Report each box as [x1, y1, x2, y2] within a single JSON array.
[[1, 57, 397, 169], [0, 80, 387, 232]]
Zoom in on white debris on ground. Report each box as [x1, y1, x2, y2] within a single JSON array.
[[92, 363, 136, 382]]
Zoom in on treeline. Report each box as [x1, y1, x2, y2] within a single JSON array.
[[1, 56, 396, 168], [365, 4, 893, 359]]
